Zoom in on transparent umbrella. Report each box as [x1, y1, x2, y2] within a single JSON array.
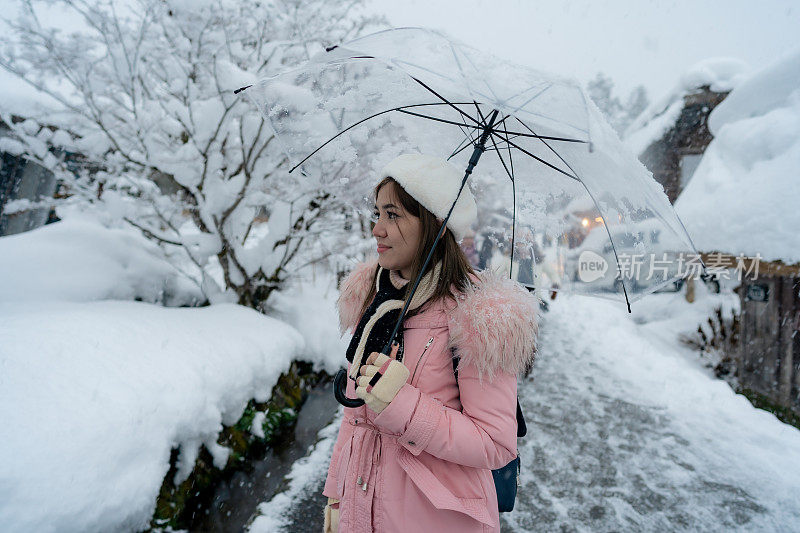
[[236, 27, 705, 406]]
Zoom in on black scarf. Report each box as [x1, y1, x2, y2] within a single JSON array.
[[345, 267, 406, 369], [344, 262, 441, 380]]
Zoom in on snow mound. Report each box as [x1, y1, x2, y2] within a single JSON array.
[[678, 57, 750, 94], [0, 300, 305, 532], [708, 47, 800, 133], [0, 217, 203, 305], [0, 213, 351, 531], [675, 46, 800, 263]]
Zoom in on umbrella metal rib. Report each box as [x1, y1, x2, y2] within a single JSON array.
[[495, 134, 580, 181], [289, 101, 586, 176], [398, 106, 589, 143], [409, 75, 484, 129], [513, 116, 636, 312], [447, 134, 479, 161], [410, 76, 589, 143], [487, 124, 518, 272], [287, 101, 476, 173]]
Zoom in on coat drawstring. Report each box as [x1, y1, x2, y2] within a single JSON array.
[[351, 418, 384, 494]]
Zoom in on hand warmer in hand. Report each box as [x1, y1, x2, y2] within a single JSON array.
[[355, 352, 409, 414]]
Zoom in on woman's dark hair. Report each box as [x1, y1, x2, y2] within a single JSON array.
[[358, 177, 475, 320]]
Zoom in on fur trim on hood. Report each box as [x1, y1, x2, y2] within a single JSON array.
[[336, 259, 539, 378]]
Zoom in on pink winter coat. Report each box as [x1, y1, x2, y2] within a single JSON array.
[[324, 259, 539, 533]]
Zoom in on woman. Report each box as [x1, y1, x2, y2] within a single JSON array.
[[323, 154, 539, 533]]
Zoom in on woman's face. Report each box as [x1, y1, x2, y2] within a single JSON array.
[[372, 183, 422, 279]]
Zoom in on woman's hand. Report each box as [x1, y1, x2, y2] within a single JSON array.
[[323, 497, 339, 533], [355, 346, 409, 414]]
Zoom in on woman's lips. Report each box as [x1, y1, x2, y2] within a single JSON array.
[[377, 245, 391, 253]]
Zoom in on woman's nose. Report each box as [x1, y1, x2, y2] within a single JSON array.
[[372, 219, 387, 238]]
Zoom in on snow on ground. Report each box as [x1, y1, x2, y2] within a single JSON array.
[[508, 292, 800, 532], [0, 216, 203, 305], [0, 216, 347, 532], [624, 57, 748, 157], [253, 287, 800, 532], [675, 46, 800, 264], [248, 410, 343, 532]]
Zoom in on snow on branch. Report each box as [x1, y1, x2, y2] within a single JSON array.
[[1, 0, 385, 309]]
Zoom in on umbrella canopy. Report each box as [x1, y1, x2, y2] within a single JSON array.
[[239, 27, 703, 309]]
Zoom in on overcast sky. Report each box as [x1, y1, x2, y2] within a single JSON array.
[[2, 0, 798, 112], [367, 0, 800, 102]]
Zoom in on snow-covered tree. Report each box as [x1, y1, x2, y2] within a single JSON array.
[[624, 85, 649, 130], [0, 0, 384, 308], [586, 72, 649, 136]]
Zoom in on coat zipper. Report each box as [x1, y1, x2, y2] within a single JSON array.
[[410, 336, 435, 385]]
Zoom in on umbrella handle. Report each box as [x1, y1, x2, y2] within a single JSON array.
[[333, 369, 365, 408]]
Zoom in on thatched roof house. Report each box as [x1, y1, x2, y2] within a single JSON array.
[[625, 58, 748, 203]]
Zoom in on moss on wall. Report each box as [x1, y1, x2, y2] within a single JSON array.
[[147, 360, 329, 531], [737, 387, 800, 430]]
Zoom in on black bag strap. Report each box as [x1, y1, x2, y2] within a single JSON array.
[[451, 350, 526, 438]]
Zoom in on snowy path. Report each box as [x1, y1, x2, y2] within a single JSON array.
[[250, 294, 800, 532], [506, 294, 800, 531]]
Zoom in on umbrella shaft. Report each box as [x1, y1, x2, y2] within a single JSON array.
[[466, 109, 500, 175]]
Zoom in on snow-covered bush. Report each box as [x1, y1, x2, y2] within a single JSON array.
[[0, 0, 383, 309]]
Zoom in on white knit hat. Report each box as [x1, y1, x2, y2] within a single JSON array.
[[378, 153, 478, 241]]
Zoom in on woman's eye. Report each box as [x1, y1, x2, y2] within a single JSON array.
[[371, 211, 399, 221]]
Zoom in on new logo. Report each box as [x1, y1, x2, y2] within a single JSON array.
[[577, 250, 608, 283]]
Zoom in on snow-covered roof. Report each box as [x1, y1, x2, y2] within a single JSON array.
[[624, 57, 749, 157], [675, 46, 800, 264]]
